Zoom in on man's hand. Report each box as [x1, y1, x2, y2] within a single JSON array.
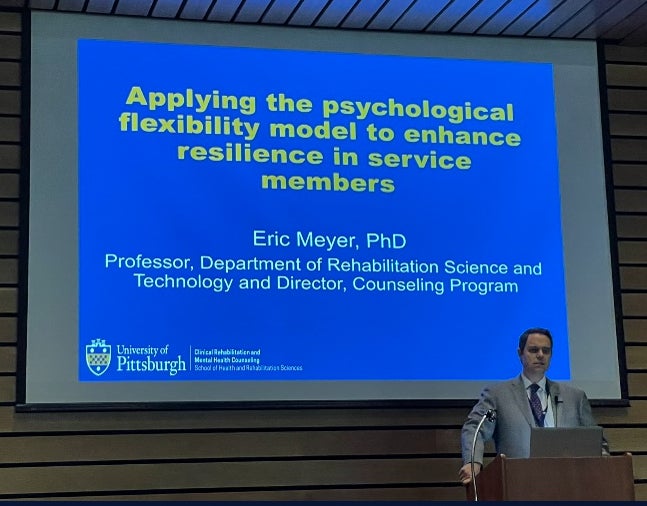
[[458, 462, 482, 485]]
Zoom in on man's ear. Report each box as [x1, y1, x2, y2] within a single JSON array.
[[517, 348, 523, 358]]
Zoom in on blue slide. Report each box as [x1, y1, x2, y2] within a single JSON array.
[[77, 40, 568, 383]]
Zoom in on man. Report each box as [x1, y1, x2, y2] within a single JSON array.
[[458, 327, 609, 485]]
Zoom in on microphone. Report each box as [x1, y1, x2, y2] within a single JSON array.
[[470, 409, 496, 502], [546, 382, 561, 406]]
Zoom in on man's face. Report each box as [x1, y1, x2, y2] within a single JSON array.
[[518, 332, 552, 380]]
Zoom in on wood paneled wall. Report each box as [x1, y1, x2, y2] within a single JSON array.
[[1, 8, 647, 500]]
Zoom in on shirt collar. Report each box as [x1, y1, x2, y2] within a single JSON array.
[[522, 374, 547, 391]]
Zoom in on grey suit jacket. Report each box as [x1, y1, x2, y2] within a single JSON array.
[[461, 375, 609, 465]]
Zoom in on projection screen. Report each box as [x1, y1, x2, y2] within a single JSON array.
[[20, 10, 624, 408]]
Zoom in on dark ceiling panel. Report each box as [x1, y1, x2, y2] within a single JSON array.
[[576, 0, 647, 39], [526, 0, 594, 37], [600, 0, 647, 41], [289, 0, 331, 26], [152, 0, 184, 17], [86, 0, 116, 13], [235, 0, 273, 22], [261, 0, 300, 23], [450, 0, 510, 33], [29, 0, 56, 7], [476, 0, 536, 35], [315, 0, 357, 27], [425, 0, 482, 33], [501, 0, 564, 36], [620, 21, 647, 45], [20, 0, 647, 46], [114, 0, 154, 15], [178, 0, 212, 19], [365, 0, 413, 30], [551, 0, 623, 38], [207, 0, 241, 21], [392, 0, 452, 31], [57, 0, 85, 10], [340, 0, 384, 28]]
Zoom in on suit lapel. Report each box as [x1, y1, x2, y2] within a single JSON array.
[[511, 375, 536, 427]]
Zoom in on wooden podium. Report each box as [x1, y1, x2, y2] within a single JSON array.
[[467, 454, 635, 501]]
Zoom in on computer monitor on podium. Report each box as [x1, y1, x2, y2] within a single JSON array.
[[529, 426, 604, 458]]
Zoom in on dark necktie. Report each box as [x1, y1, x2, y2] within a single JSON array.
[[529, 383, 545, 427]]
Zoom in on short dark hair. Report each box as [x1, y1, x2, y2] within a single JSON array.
[[518, 328, 553, 351]]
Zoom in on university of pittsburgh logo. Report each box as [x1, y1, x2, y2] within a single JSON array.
[[86, 339, 111, 376]]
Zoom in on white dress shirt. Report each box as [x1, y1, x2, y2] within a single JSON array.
[[522, 374, 555, 427]]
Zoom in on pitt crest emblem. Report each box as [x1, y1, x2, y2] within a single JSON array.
[[86, 339, 111, 376]]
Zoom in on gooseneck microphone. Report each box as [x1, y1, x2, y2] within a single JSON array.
[[470, 409, 496, 502]]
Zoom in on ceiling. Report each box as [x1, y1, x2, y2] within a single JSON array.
[[8, 0, 647, 46]]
